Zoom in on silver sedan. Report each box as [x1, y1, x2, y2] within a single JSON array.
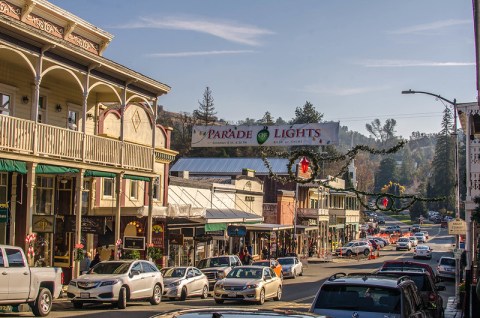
[[213, 266, 282, 305], [163, 267, 209, 300], [277, 257, 303, 278]]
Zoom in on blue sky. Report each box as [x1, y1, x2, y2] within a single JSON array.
[[51, 0, 476, 139]]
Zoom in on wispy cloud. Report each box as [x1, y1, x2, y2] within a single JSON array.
[[390, 19, 470, 34], [146, 50, 255, 57], [358, 59, 475, 67], [116, 16, 273, 46], [302, 84, 389, 96]]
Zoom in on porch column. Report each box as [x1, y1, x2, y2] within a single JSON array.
[[9, 172, 17, 245], [74, 169, 84, 279], [25, 162, 37, 258], [147, 178, 154, 245], [114, 172, 123, 260], [152, 97, 158, 172]]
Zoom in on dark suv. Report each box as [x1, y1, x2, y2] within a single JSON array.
[[197, 255, 242, 291], [310, 273, 429, 318], [376, 268, 446, 318], [381, 260, 439, 283]]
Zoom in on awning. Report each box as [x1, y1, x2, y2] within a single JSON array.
[[205, 209, 263, 223], [123, 174, 150, 182], [296, 225, 319, 233], [245, 223, 294, 232], [35, 164, 79, 174], [84, 170, 116, 178], [205, 223, 227, 232], [0, 159, 27, 174]]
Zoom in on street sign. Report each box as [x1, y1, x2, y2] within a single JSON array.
[[448, 219, 466, 235]]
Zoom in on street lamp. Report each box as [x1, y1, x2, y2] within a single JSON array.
[[402, 89, 462, 300]]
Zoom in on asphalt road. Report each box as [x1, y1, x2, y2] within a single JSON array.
[[0, 223, 456, 318]]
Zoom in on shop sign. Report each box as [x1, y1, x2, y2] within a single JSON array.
[[152, 223, 165, 248], [205, 230, 224, 236], [32, 215, 55, 233], [194, 234, 213, 242], [123, 236, 145, 250], [64, 215, 106, 234], [0, 205, 8, 223], [227, 225, 246, 237], [169, 233, 184, 245]]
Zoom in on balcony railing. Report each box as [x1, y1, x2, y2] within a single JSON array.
[[0, 114, 155, 172]]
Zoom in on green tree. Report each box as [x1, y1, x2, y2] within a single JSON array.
[[374, 157, 398, 192], [398, 146, 415, 186], [193, 86, 217, 125], [365, 118, 397, 144], [290, 101, 323, 124], [428, 107, 455, 212], [258, 111, 275, 125], [410, 183, 427, 222]]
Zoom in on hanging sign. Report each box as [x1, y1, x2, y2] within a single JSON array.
[[227, 225, 247, 237], [0, 204, 8, 223], [123, 236, 145, 250], [64, 215, 106, 234], [168, 233, 184, 245], [192, 123, 339, 147], [32, 215, 55, 233]]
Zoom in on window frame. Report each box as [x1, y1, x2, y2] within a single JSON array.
[[35, 176, 55, 214], [102, 178, 115, 198], [130, 180, 138, 200]]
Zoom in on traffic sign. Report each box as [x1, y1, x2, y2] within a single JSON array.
[[448, 219, 466, 235]]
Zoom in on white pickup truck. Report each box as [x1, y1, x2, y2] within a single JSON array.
[[0, 245, 63, 316]]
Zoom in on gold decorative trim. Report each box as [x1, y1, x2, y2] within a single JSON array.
[[25, 12, 64, 38], [0, 1, 21, 19], [67, 32, 99, 55]]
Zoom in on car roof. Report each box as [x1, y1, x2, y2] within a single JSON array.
[[324, 273, 407, 288]]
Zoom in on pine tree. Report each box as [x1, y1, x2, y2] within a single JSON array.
[[290, 101, 323, 124], [398, 146, 415, 186], [193, 86, 217, 125], [374, 157, 398, 192], [428, 107, 455, 211]]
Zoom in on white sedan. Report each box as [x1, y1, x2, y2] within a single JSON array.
[[276, 257, 303, 278], [413, 245, 432, 259], [163, 266, 209, 300], [67, 260, 163, 309]]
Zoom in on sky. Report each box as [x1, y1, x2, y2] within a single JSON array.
[[50, 0, 477, 139]]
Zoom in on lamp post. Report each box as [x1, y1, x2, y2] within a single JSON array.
[[401, 89, 463, 302]]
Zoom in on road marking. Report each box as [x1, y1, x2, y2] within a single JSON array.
[[293, 295, 315, 302]]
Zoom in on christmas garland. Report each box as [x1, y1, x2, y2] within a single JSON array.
[[261, 140, 446, 212]]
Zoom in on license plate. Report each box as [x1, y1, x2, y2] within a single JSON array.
[[80, 293, 90, 299], [227, 292, 236, 297]]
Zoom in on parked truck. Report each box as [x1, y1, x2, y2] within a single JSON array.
[[0, 245, 63, 316]]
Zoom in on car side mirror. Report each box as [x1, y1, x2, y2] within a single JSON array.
[[130, 269, 140, 276]]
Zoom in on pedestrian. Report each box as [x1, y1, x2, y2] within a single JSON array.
[[89, 252, 101, 269], [262, 246, 269, 260], [243, 248, 252, 265], [239, 248, 246, 263], [79, 252, 91, 274]]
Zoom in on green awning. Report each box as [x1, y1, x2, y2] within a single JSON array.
[[123, 174, 150, 182], [84, 170, 116, 178], [0, 159, 27, 174], [205, 223, 227, 231], [35, 164, 79, 174]]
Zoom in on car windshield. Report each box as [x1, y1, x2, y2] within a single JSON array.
[[197, 257, 230, 268], [398, 238, 408, 242], [90, 262, 131, 275], [227, 267, 262, 279], [408, 237, 416, 240], [417, 246, 428, 250], [440, 258, 456, 266], [314, 284, 401, 313], [163, 268, 186, 278], [252, 261, 270, 267], [277, 258, 294, 265], [415, 233, 423, 237]]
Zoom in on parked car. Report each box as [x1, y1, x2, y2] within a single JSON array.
[[413, 245, 433, 260], [162, 266, 209, 300], [309, 272, 429, 318], [381, 260, 438, 282], [277, 256, 303, 278], [0, 245, 63, 317], [408, 236, 418, 247], [414, 232, 427, 243], [252, 259, 283, 279], [395, 237, 412, 251], [67, 260, 163, 309], [420, 231, 429, 240], [375, 268, 445, 318], [411, 224, 421, 233], [335, 241, 372, 257], [213, 265, 282, 305], [436, 256, 456, 280], [197, 255, 242, 291], [384, 225, 401, 234]]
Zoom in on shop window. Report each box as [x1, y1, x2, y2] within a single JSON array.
[[0, 93, 10, 116], [130, 180, 138, 200], [152, 177, 160, 201], [38, 95, 46, 123], [67, 110, 78, 130], [103, 178, 114, 198], [0, 173, 7, 203], [35, 176, 54, 214]]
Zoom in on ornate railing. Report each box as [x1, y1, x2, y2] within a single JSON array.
[[0, 114, 160, 172]]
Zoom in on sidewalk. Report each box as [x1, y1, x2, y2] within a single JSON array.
[[445, 296, 462, 318]]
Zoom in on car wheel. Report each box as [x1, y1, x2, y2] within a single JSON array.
[[214, 298, 224, 304], [72, 301, 83, 309], [30, 287, 52, 317], [273, 286, 282, 301], [363, 249, 370, 256], [180, 286, 187, 301], [117, 287, 127, 309], [292, 270, 297, 278], [345, 250, 352, 257], [257, 288, 265, 305], [201, 285, 209, 299], [299, 268, 303, 276], [149, 284, 162, 305]]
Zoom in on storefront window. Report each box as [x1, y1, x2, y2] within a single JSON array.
[[130, 180, 138, 199], [35, 176, 54, 214], [103, 178, 114, 197], [0, 173, 7, 203]]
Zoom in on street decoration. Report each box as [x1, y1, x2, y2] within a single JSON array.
[[25, 233, 36, 258], [261, 140, 445, 212], [74, 243, 85, 261]]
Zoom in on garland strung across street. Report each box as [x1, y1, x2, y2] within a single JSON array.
[[261, 140, 445, 212]]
